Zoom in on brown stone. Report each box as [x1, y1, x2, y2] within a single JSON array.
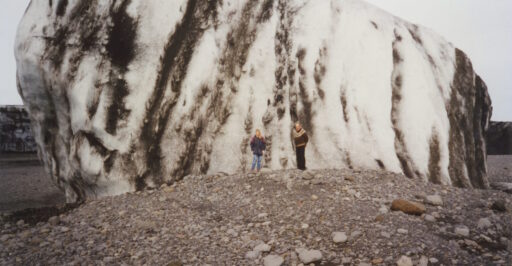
[[374, 214, 385, 222], [372, 258, 384, 264], [391, 199, 426, 215], [345, 176, 355, 182]]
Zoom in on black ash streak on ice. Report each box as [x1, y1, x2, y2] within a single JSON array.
[[105, 0, 136, 136], [15, 0, 492, 201], [406, 24, 444, 184], [138, 0, 215, 189], [390, 29, 418, 180], [138, 0, 278, 187]]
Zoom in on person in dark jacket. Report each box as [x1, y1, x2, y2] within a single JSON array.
[[250, 129, 266, 172], [293, 122, 308, 170]]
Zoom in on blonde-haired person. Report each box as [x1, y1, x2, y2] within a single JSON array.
[[293, 122, 308, 170], [250, 129, 266, 172]]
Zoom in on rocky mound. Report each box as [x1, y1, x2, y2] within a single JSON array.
[[1, 169, 510, 265], [16, 0, 491, 201]]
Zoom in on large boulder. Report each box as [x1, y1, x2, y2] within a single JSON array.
[[15, 0, 492, 201]]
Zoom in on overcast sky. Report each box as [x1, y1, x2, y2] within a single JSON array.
[[1, 0, 510, 121]]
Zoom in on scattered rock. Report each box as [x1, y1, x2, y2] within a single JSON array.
[[245, 250, 260, 260], [418, 256, 428, 266], [332, 231, 348, 243], [263, 254, 284, 266], [302, 171, 314, 180], [0, 235, 10, 242], [491, 200, 507, 212], [371, 257, 383, 264], [477, 218, 492, 229], [254, 243, 271, 253], [429, 257, 439, 264], [226, 228, 237, 237], [463, 239, 482, 250], [381, 232, 391, 238], [345, 176, 355, 182], [48, 216, 60, 226], [424, 195, 443, 206], [350, 230, 362, 240], [391, 199, 426, 215], [454, 225, 470, 237], [342, 257, 352, 264], [257, 213, 268, 218], [296, 248, 323, 264], [396, 255, 413, 266], [397, 228, 408, 234], [167, 261, 182, 266], [424, 214, 436, 222], [375, 214, 385, 222]]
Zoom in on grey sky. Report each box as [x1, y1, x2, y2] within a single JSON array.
[[365, 0, 512, 121], [1, 0, 510, 121]]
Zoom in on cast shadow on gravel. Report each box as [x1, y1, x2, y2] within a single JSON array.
[[4, 202, 82, 226]]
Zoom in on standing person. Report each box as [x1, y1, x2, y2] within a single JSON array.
[[250, 129, 266, 172], [293, 122, 309, 170]]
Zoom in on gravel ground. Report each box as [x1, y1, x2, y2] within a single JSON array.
[[0, 154, 64, 212], [1, 168, 511, 265], [487, 155, 512, 183]]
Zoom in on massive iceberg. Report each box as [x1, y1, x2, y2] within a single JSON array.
[[15, 0, 492, 201]]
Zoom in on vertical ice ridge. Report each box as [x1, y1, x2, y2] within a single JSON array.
[[390, 28, 417, 180]]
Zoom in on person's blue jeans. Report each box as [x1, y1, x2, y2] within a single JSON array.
[[251, 154, 262, 171]]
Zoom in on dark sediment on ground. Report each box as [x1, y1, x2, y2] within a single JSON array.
[[487, 122, 512, 155], [0, 153, 65, 212]]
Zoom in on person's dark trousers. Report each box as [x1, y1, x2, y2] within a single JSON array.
[[296, 146, 306, 170]]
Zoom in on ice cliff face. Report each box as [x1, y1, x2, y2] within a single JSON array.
[[0, 105, 37, 152], [487, 122, 512, 155], [15, 0, 492, 201]]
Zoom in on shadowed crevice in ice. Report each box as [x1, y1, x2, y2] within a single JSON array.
[[428, 129, 442, 184], [106, 0, 137, 70], [313, 46, 327, 100], [296, 48, 314, 135], [56, 0, 68, 17]]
